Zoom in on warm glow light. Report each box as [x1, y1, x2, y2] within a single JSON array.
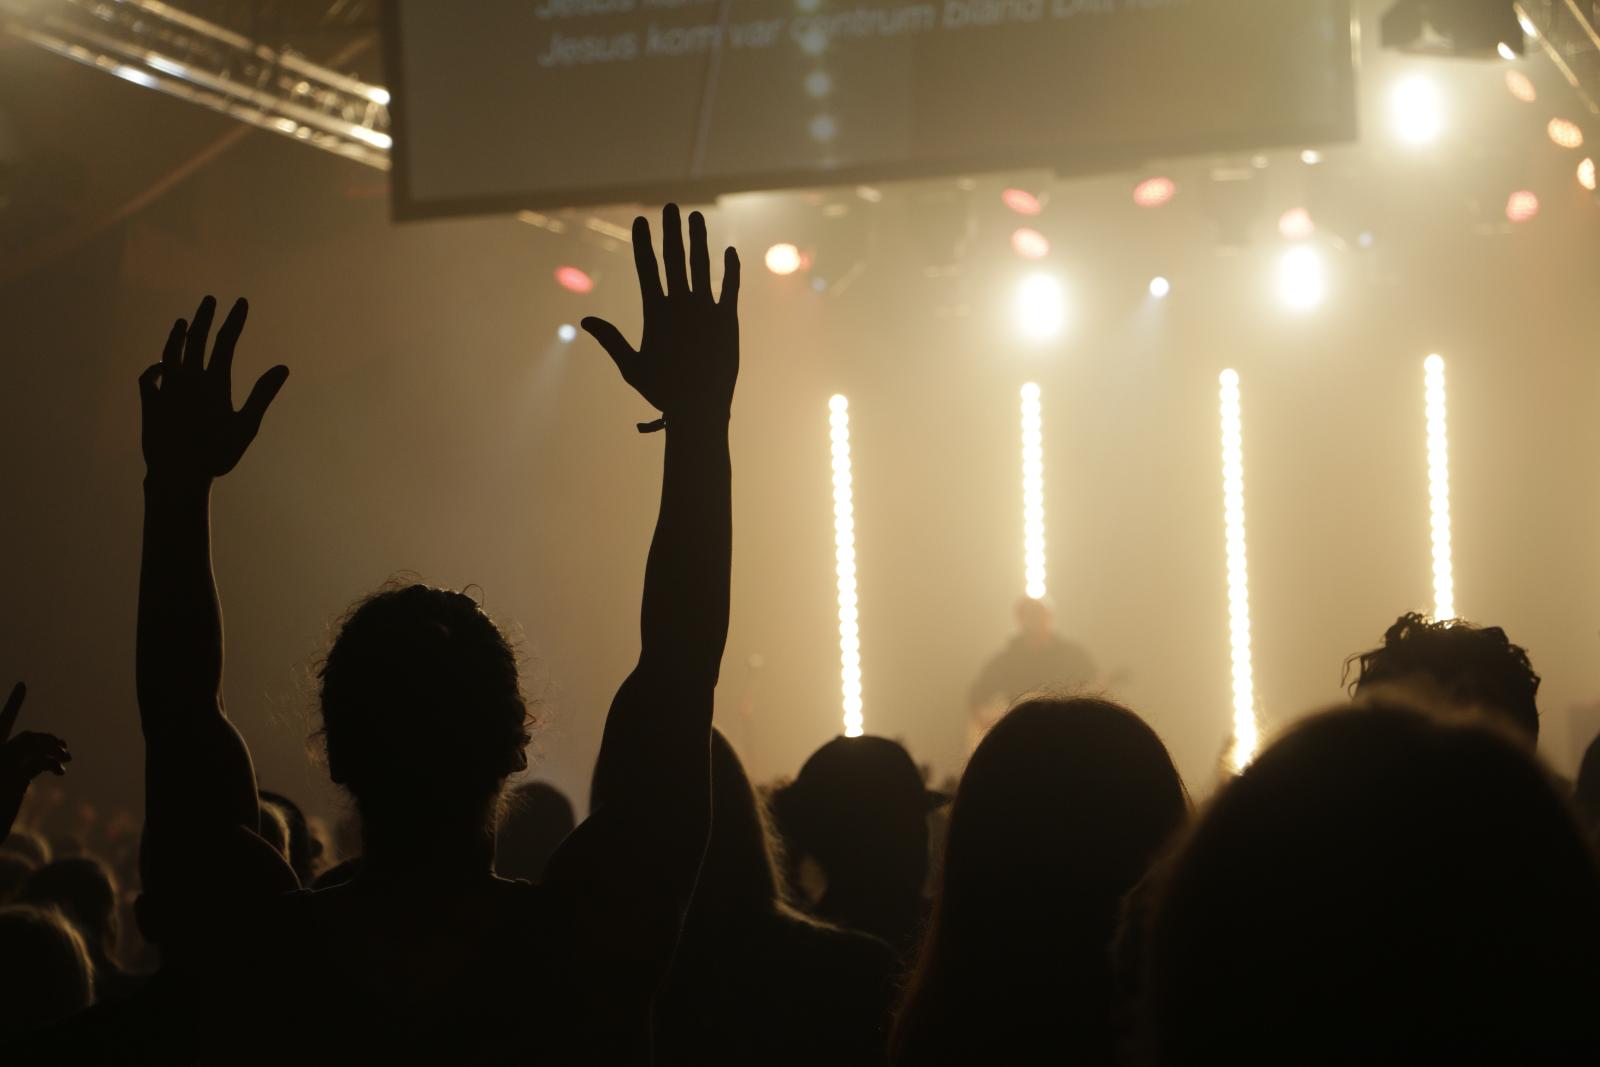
[[1300, 149, 1323, 165], [1015, 274, 1065, 340], [1424, 355, 1455, 621], [1002, 188, 1043, 216], [1149, 276, 1171, 299], [1132, 176, 1176, 208], [1580, 157, 1597, 191], [1276, 245, 1326, 311], [556, 323, 577, 343], [1497, 41, 1518, 61], [1506, 190, 1540, 223], [829, 395, 864, 738], [1505, 69, 1537, 102], [555, 266, 594, 294], [1277, 207, 1316, 241], [1011, 227, 1050, 260], [1391, 76, 1444, 145], [766, 243, 803, 275], [1548, 118, 1585, 149], [1519, 10, 1539, 38], [1019, 383, 1047, 601], [1218, 369, 1258, 772]]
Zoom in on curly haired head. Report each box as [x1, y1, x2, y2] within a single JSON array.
[[1346, 612, 1540, 741], [318, 584, 530, 811]]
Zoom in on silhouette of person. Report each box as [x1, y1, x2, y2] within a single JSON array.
[[0, 683, 71, 847], [495, 781, 576, 883], [120, 204, 741, 1062], [22, 856, 143, 1004], [892, 697, 1187, 1066], [772, 735, 945, 963], [258, 790, 321, 886], [656, 729, 896, 1065], [968, 597, 1096, 749], [1143, 703, 1600, 1064], [0, 904, 95, 1037], [1346, 612, 1541, 743], [1574, 729, 1600, 849]]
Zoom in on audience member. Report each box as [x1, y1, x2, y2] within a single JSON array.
[[495, 781, 576, 883], [0, 904, 94, 1037], [892, 697, 1187, 1066], [1347, 612, 1541, 742], [1144, 703, 1600, 1063], [22, 856, 143, 1002], [773, 735, 945, 961], [656, 730, 896, 1065]]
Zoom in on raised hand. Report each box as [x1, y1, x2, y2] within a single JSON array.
[[139, 296, 289, 480], [582, 204, 740, 426], [0, 682, 71, 844]]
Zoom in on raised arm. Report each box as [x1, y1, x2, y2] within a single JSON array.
[[547, 205, 738, 945], [137, 297, 288, 863]]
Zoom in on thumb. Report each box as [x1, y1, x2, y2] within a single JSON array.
[[581, 317, 637, 378], [239, 365, 290, 435]]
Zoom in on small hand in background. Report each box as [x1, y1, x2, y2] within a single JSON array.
[[140, 295, 289, 480], [583, 204, 739, 425], [0, 682, 71, 844]]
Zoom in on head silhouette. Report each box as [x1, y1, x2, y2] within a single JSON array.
[[21, 856, 120, 969], [695, 730, 787, 918], [1348, 612, 1540, 741], [1145, 703, 1600, 1063], [1576, 730, 1600, 849], [495, 782, 575, 883], [319, 584, 530, 857], [0, 905, 94, 1036], [893, 696, 1187, 1064], [259, 790, 317, 884]]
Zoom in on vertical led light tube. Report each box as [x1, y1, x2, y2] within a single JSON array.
[[830, 395, 864, 737], [1219, 370, 1258, 772], [1424, 355, 1455, 621], [1020, 383, 1048, 600]]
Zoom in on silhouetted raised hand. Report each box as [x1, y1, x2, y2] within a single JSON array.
[[0, 682, 71, 845], [139, 296, 289, 481], [582, 204, 739, 427]]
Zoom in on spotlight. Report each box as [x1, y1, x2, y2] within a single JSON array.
[[1133, 176, 1176, 208], [1300, 149, 1323, 165], [828, 394, 864, 738], [1002, 188, 1043, 216], [1423, 355, 1455, 620], [1217, 368, 1258, 772], [1580, 157, 1597, 192], [1277, 207, 1316, 241], [1019, 383, 1047, 600], [1497, 41, 1517, 61], [809, 114, 838, 142], [556, 323, 577, 343], [1276, 246, 1326, 312], [1149, 276, 1171, 299], [765, 243, 803, 275], [1505, 190, 1539, 223], [1391, 75, 1444, 145], [554, 266, 594, 294], [1548, 118, 1584, 149], [1505, 69, 1537, 102], [804, 70, 832, 98], [1010, 227, 1050, 260], [1015, 274, 1065, 340]]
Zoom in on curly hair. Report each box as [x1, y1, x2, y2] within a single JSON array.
[[1345, 612, 1540, 741], [318, 584, 531, 804]]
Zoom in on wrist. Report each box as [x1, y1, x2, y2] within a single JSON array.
[[144, 471, 214, 497]]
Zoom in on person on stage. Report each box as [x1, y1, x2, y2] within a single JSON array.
[[967, 596, 1096, 751]]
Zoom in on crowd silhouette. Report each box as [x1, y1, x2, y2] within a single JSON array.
[[3, 206, 1600, 1063]]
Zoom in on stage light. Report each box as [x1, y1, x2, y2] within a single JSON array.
[[1390, 75, 1443, 145], [1505, 68, 1537, 102], [1423, 355, 1455, 621], [1015, 274, 1065, 340], [1002, 188, 1043, 216], [1019, 383, 1047, 601], [1580, 157, 1597, 191], [1218, 368, 1258, 773], [1497, 41, 1517, 61], [1277, 207, 1316, 241], [1300, 149, 1323, 165], [805, 70, 832, 98], [1548, 118, 1584, 149], [829, 394, 864, 738], [1011, 227, 1050, 260], [1519, 10, 1538, 38], [1149, 276, 1171, 299], [1506, 190, 1539, 223], [765, 243, 803, 275], [556, 323, 577, 343], [1133, 176, 1176, 208], [810, 114, 838, 142], [554, 266, 594, 294], [1276, 245, 1326, 312]]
